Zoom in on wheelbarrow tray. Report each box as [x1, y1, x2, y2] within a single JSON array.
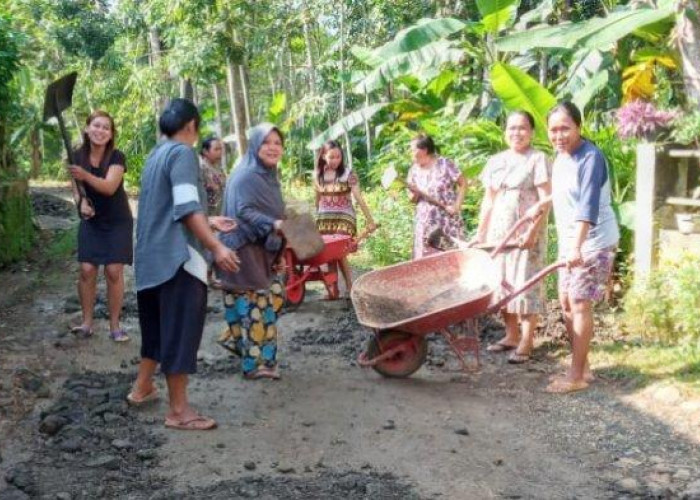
[[298, 234, 353, 266], [351, 248, 500, 335]]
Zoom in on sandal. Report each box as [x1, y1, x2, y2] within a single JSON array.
[[507, 351, 531, 364], [486, 341, 517, 353], [109, 329, 130, 342], [545, 379, 589, 394], [164, 415, 217, 431], [70, 325, 94, 338], [126, 388, 159, 406], [244, 367, 280, 380]]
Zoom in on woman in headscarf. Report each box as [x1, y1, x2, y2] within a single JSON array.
[[217, 123, 286, 380]]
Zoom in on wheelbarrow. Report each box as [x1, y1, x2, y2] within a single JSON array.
[[351, 215, 564, 378], [284, 226, 375, 308]]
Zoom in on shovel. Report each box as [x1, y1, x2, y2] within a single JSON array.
[[43, 72, 93, 219], [381, 164, 449, 211], [280, 212, 325, 261]]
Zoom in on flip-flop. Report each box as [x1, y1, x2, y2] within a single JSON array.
[[244, 367, 280, 380], [126, 388, 159, 406], [507, 352, 531, 364], [544, 379, 589, 394], [486, 342, 517, 353], [70, 325, 94, 338], [164, 415, 217, 431]]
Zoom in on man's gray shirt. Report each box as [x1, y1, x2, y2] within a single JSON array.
[[135, 140, 207, 291]]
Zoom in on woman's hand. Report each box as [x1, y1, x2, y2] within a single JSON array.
[[518, 230, 538, 250], [213, 243, 240, 272], [367, 221, 378, 233], [566, 247, 583, 269], [67, 165, 89, 182], [209, 216, 237, 233], [444, 204, 460, 216], [79, 198, 95, 219]]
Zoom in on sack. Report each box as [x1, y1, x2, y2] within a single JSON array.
[[280, 212, 324, 261]]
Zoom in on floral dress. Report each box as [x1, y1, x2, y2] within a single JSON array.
[[200, 157, 226, 215], [315, 169, 357, 236], [480, 148, 549, 314], [407, 157, 465, 259]]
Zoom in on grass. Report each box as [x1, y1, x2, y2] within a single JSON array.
[[45, 224, 78, 260], [590, 339, 700, 393]]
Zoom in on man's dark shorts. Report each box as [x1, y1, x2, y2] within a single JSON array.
[[137, 266, 207, 374]]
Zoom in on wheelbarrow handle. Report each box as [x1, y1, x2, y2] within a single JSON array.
[[488, 211, 545, 258], [487, 260, 566, 314], [352, 223, 380, 249]]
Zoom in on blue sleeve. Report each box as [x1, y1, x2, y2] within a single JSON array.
[[168, 145, 204, 221], [575, 151, 608, 225]]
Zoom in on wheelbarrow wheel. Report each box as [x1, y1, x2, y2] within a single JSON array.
[[284, 265, 306, 311], [365, 331, 428, 378]]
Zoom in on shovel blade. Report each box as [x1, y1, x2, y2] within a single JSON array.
[[43, 72, 78, 122]]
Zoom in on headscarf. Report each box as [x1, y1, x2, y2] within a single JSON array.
[[220, 123, 285, 251]]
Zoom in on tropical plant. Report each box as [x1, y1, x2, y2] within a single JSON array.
[[615, 100, 677, 141]]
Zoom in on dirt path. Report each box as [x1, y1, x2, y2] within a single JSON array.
[[1, 188, 700, 499]]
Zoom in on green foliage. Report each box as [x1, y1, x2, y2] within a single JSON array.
[[623, 254, 700, 343], [360, 190, 414, 266], [475, 0, 519, 33], [495, 3, 674, 52], [490, 62, 557, 141], [308, 103, 388, 150], [0, 181, 35, 265], [671, 110, 700, 146]]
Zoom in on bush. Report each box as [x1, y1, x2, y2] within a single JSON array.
[[622, 253, 700, 343]]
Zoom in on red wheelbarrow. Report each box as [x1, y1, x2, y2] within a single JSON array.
[[351, 215, 564, 377], [284, 227, 375, 308]]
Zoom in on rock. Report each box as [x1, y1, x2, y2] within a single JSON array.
[[645, 481, 671, 498], [58, 438, 82, 453], [39, 415, 68, 436], [615, 477, 641, 495], [86, 455, 119, 469], [683, 479, 700, 500], [56, 493, 72, 500], [244, 461, 257, 471], [673, 469, 691, 481], [382, 420, 396, 430], [614, 457, 642, 468], [4, 464, 34, 493], [454, 427, 470, 436], [278, 465, 295, 474], [301, 420, 315, 427], [215, 443, 226, 449], [111, 439, 133, 450], [493, 459, 504, 466], [137, 449, 157, 460], [0, 488, 31, 500]]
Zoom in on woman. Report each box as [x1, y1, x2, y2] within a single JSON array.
[[200, 136, 227, 288], [533, 102, 619, 393], [314, 140, 376, 295], [407, 134, 466, 259], [67, 111, 133, 342], [217, 123, 286, 380], [200, 136, 226, 214], [473, 111, 550, 364]]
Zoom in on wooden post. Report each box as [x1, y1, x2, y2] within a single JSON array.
[[634, 142, 657, 280]]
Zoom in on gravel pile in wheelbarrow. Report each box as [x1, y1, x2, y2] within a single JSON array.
[[353, 283, 492, 325], [3, 372, 167, 499]]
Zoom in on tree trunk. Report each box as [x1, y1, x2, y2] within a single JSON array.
[[302, 6, 317, 96], [212, 84, 228, 171], [677, 0, 700, 105], [179, 78, 194, 100], [339, 3, 353, 169], [30, 128, 42, 178], [364, 91, 372, 162], [539, 51, 548, 86], [240, 65, 252, 129], [226, 60, 248, 157], [148, 28, 166, 140]]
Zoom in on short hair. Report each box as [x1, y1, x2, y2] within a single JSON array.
[[159, 98, 201, 137], [411, 134, 438, 155], [547, 101, 582, 127]]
